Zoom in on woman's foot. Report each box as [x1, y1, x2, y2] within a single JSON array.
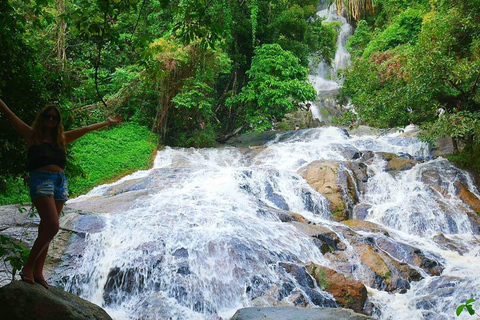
[[34, 277, 49, 289], [19, 271, 35, 284]]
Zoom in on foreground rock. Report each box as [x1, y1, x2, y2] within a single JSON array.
[[230, 306, 374, 320], [0, 280, 112, 320]]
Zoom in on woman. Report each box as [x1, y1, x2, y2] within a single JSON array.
[[0, 98, 120, 289]]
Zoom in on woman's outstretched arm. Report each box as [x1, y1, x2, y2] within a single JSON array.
[[65, 115, 121, 144], [0, 98, 32, 142]]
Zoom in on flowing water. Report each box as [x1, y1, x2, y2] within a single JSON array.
[[308, 4, 353, 122], [56, 5, 479, 320], [59, 127, 480, 320]]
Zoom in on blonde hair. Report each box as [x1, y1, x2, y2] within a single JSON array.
[[31, 105, 66, 150]]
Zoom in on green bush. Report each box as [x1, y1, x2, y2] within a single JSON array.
[[346, 20, 372, 57], [66, 123, 157, 197], [363, 8, 424, 57], [0, 177, 30, 206]]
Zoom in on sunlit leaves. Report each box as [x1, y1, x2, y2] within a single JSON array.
[[341, 0, 480, 137], [232, 44, 316, 131], [168, 0, 228, 49]]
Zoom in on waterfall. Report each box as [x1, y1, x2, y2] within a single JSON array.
[[58, 127, 480, 320], [307, 4, 353, 123]]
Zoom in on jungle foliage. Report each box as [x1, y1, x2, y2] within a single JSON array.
[[0, 0, 338, 201], [338, 0, 480, 164]]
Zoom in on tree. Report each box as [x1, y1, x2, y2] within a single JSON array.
[[229, 43, 316, 132], [0, 0, 48, 177], [340, 0, 480, 154]]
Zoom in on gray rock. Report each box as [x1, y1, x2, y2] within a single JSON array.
[[230, 306, 374, 320], [353, 204, 371, 220], [0, 205, 106, 287], [0, 280, 112, 320]]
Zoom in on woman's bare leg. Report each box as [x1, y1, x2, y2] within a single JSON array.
[[21, 197, 60, 279], [32, 200, 65, 281]]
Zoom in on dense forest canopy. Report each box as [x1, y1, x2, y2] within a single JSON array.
[[0, 0, 338, 144], [1, 0, 479, 200], [0, 0, 338, 178], [338, 0, 480, 164]]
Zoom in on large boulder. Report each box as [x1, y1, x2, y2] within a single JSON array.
[[455, 181, 480, 232], [306, 263, 368, 314], [418, 161, 480, 234], [230, 306, 374, 320], [320, 224, 425, 293], [353, 242, 423, 293], [298, 160, 359, 221], [0, 280, 112, 320]]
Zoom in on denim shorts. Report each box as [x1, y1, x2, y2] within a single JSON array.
[[29, 171, 69, 201]]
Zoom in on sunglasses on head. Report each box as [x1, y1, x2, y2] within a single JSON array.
[[43, 113, 60, 122]]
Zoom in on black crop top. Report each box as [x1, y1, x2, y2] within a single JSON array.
[[26, 142, 66, 171]]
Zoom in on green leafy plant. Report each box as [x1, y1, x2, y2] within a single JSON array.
[[0, 235, 30, 281], [0, 206, 35, 281], [457, 298, 478, 317]]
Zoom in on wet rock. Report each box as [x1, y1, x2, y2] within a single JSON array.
[[306, 263, 368, 313], [431, 137, 456, 158], [298, 160, 359, 221], [358, 151, 375, 162], [301, 188, 328, 215], [329, 144, 363, 160], [342, 219, 390, 237], [331, 224, 426, 291], [0, 280, 112, 320], [265, 182, 289, 210], [413, 276, 466, 319], [255, 201, 308, 223], [246, 276, 273, 301], [280, 109, 320, 130], [279, 211, 309, 223], [278, 262, 337, 308], [345, 162, 369, 195], [290, 221, 346, 253], [347, 125, 381, 137], [353, 242, 423, 293], [67, 190, 152, 213], [374, 237, 444, 276], [353, 204, 372, 220], [103, 267, 147, 305], [455, 181, 480, 233], [231, 306, 375, 320], [433, 233, 468, 254], [323, 250, 358, 276], [375, 152, 418, 175], [420, 160, 471, 196]]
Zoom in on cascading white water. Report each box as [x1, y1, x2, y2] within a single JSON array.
[[60, 127, 480, 320], [308, 4, 353, 122]]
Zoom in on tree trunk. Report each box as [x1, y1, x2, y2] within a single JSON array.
[[57, 0, 67, 72]]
